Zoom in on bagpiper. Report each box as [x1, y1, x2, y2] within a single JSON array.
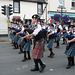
[[65, 25, 75, 69], [21, 14, 46, 72]]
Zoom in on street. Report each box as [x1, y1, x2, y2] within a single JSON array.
[[0, 41, 75, 75]]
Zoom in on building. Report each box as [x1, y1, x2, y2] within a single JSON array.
[[48, 0, 75, 22], [0, 0, 48, 35]]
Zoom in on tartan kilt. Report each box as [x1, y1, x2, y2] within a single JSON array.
[[32, 39, 44, 59], [65, 43, 75, 57], [63, 32, 67, 38], [11, 34, 14, 40], [13, 35, 19, 42], [17, 37, 24, 45], [56, 35, 60, 41], [47, 39, 54, 49], [43, 38, 46, 44], [23, 41, 31, 51], [10, 33, 13, 39]]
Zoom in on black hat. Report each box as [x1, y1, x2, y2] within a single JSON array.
[[24, 25, 29, 28], [10, 22, 13, 23], [50, 24, 54, 27], [19, 21, 23, 24], [32, 14, 40, 20], [69, 25, 74, 28]]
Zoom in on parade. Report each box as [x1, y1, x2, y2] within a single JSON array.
[[8, 13, 75, 72], [0, 0, 75, 75]]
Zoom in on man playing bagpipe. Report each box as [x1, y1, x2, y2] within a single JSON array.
[[12, 26, 22, 49], [65, 25, 75, 69], [47, 24, 60, 58], [54, 21, 63, 48], [16, 25, 25, 54], [62, 21, 68, 44], [21, 14, 46, 72], [47, 24, 55, 58], [11, 22, 24, 49], [17, 25, 33, 61]]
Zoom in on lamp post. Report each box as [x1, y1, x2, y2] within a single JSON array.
[[57, 5, 67, 23]]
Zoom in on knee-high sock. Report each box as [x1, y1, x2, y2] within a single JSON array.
[[27, 51, 31, 58], [37, 59, 44, 67], [57, 41, 59, 46], [34, 59, 39, 68]]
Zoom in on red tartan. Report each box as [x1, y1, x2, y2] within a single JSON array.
[[32, 39, 44, 59]]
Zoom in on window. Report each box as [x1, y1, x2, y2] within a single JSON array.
[[72, 0, 75, 7], [37, 3, 43, 15], [13, 1, 20, 13]]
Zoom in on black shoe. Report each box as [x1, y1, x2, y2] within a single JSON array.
[[50, 53, 55, 58], [39, 64, 46, 72], [48, 53, 52, 57], [66, 64, 71, 69], [22, 58, 27, 62], [31, 67, 39, 71], [18, 51, 23, 54], [27, 57, 31, 60]]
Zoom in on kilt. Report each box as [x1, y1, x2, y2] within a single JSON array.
[[56, 35, 60, 41], [47, 39, 54, 49], [10, 33, 13, 38], [11, 34, 14, 40], [17, 37, 24, 45], [43, 38, 46, 44], [13, 35, 19, 42], [23, 41, 31, 51], [63, 32, 67, 38], [65, 43, 75, 57], [32, 39, 44, 59]]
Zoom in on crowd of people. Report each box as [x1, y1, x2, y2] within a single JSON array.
[[8, 14, 75, 73]]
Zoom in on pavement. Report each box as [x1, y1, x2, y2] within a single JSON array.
[[0, 41, 75, 75], [0, 37, 11, 42]]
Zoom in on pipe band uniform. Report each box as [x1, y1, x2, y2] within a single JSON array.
[[21, 14, 47, 72]]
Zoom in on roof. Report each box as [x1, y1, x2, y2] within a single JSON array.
[[14, 0, 48, 4]]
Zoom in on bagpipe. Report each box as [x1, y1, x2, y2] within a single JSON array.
[[8, 27, 12, 30], [18, 33, 26, 37], [11, 27, 22, 33], [66, 35, 75, 50], [8, 27, 22, 35], [34, 29, 47, 41], [48, 32, 59, 38], [66, 35, 75, 40]]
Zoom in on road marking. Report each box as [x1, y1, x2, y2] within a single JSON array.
[[49, 69, 53, 71], [16, 65, 28, 70]]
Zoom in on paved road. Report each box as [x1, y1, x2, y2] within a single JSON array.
[[0, 41, 75, 75]]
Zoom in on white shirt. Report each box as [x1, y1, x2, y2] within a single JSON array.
[[65, 26, 68, 31], [55, 25, 63, 33], [48, 29, 55, 34], [59, 25, 63, 30], [33, 24, 42, 36]]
